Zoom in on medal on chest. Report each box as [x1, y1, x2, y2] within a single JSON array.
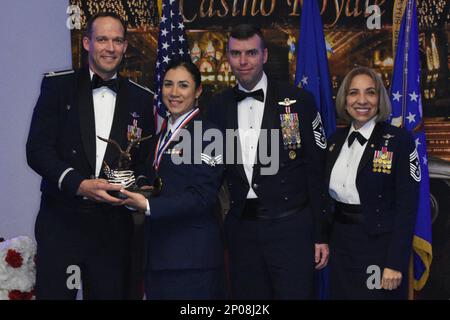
[[127, 118, 142, 141], [373, 146, 393, 174], [279, 98, 301, 157]]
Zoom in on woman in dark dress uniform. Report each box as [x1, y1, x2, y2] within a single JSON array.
[[120, 59, 226, 299], [326, 67, 421, 299]]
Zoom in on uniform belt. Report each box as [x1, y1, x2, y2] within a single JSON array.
[[240, 198, 303, 220], [335, 201, 362, 224]]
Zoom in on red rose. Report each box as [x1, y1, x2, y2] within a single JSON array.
[[5, 249, 23, 268], [8, 289, 34, 300], [21, 290, 34, 300], [8, 290, 23, 300]]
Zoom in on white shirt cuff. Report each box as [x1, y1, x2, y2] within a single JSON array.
[[58, 168, 74, 191], [145, 199, 151, 216]]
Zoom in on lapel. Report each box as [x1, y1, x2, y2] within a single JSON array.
[[356, 122, 385, 176], [226, 87, 239, 131], [325, 126, 350, 188], [77, 67, 96, 173], [227, 86, 247, 182], [102, 76, 130, 171], [258, 79, 278, 132], [252, 78, 278, 182]]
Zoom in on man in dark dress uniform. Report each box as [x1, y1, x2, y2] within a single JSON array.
[[207, 24, 330, 299], [26, 12, 154, 299]]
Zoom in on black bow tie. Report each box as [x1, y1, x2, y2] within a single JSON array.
[[92, 74, 118, 93], [234, 88, 264, 102], [348, 131, 367, 147]]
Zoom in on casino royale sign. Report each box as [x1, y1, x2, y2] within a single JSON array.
[[180, 0, 391, 28]]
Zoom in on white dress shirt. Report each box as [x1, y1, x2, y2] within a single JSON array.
[[237, 72, 268, 199], [329, 118, 377, 204], [90, 70, 117, 178]]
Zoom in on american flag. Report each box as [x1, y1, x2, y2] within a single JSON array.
[[389, 0, 432, 291], [152, 0, 190, 134]]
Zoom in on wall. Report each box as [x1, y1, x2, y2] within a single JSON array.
[[0, 0, 71, 239]]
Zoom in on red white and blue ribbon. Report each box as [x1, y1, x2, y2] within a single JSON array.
[[153, 108, 199, 170]]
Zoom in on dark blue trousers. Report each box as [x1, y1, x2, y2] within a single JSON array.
[[225, 206, 315, 299], [35, 203, 133, 300], [145, 267, 226, 300]]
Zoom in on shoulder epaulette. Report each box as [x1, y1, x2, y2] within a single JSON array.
[[129, 79, 154, 94], [44, 69, 75, 77]]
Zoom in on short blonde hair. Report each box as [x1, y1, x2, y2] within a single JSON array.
[[335, 67, 391, 124]]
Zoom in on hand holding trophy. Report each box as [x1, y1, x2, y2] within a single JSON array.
[[97, 135, 161, 199]]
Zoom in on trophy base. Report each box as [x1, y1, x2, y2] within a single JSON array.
[[107, 189, 127, 200], [108, 184, 152, 199], [129, 184, 152, 198]]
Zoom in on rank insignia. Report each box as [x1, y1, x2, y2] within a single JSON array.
[[280, 112, 301, 150], [373, 147, 393, 174], [312, 113, 327, 149], [409, 148, 421, 182], [44, 69, 74, 77], [127, 119, 142, 141], [201, 153, 223, 166]]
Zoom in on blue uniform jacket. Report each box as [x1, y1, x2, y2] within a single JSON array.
[[207, 79, 329, 243], [26, 67, 154, 204], [325, 122, 420, 272], [26, 67, 154, 256], [143, 113, 225, 271]]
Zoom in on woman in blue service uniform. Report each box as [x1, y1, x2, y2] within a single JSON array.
[[325, 67, 420, 299], [120, 59, 226, 299]]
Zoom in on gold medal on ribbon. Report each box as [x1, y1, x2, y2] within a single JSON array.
[[373, 147, 394, 174], [280, 112, 301, 150], [289, 150, 297, 160]]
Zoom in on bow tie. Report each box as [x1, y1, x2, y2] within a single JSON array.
[[92, 74, 118, 93], [234, 88, 264, 102], [348, 131, 367, 147]]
